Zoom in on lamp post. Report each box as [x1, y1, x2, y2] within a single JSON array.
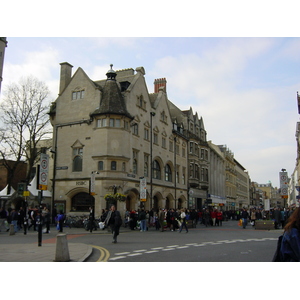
[[150, 112, 155, 209], [174, 136, 177, 209]]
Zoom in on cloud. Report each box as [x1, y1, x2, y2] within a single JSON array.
[[2, 47, 60, 99]]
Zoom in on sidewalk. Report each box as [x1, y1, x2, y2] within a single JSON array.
[[0, 225, 128, 262]]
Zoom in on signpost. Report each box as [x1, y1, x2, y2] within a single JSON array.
[[37, 152, 49, 246], [39, 153, 49, 190]]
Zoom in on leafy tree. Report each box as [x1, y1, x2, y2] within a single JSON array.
[[0, 76, 52, 193]]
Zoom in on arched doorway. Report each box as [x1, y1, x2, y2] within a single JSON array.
[[153, 195, 159, 211]]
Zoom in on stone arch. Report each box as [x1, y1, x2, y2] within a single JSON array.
[[124, 188, 139, 211], [165, 193, 175, 209]]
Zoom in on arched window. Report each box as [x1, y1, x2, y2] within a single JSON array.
[[153, 160, 161, 180], [72, 147, 83, 172], [111, 161, 117, 170], [165, 164, 172, 182], [98, 161, 104, 171], [71, 192, 94, 211]]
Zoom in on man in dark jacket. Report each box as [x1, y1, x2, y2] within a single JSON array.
[[104, 205, 122, 243], [241, 208, 249, 229]]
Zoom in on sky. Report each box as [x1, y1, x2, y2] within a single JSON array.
[[1, 1, 300, 189]]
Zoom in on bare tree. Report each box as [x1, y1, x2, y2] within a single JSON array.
[[0, 76, 52, 192]]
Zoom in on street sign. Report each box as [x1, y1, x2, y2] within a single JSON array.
[[39, 153, 49, 190], [279, 171, 288, 196]]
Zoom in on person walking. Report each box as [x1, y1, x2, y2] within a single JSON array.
[[159, 208, 165, 232], [104, 205, 122, 243], [216, 210, 223, 226], [241, 208, 249, 229], [279, 207, 300, 261], [0, 207, 8, 232], [138, 209, 147, 232], [42, 207, 50, 233], [56, 210, 65, 232], [179, 209, 188, 233], [274, 207, 281, 229], [10, 209, 19, 232]]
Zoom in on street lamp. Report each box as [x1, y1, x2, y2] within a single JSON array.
[[150, 112, 155, 209]]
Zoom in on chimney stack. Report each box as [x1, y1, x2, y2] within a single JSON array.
[[154, 78, 167, 93], [59, 62, 73, 95]]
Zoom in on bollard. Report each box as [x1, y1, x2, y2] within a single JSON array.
[[9, 224, 15, 235], [54, 234, 70, 262]]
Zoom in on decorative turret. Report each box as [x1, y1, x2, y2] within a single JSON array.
[[91, 64, 133, 119]]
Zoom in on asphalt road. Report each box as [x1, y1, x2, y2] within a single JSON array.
[[0, 220, 282, 262], [84, 220, 282, 262]]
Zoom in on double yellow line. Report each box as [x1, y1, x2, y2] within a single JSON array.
[[89, 245, 110, 262]]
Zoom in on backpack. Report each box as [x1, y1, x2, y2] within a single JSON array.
[[272, 235, 283, 262]]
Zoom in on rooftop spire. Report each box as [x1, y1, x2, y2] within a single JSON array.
[[106, 64, 117, 80]]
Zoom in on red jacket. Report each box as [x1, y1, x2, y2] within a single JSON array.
[[216, 212, 223, 220], [210, 211, 217, 218]]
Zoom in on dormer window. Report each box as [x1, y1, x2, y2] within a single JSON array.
[[137, 95, 146, 110], [161, 111, 167, 123]]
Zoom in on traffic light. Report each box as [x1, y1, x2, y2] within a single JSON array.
[[17, 183, 26, 196]]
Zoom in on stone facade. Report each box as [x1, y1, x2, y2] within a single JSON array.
[[50, 64, 207, 216]]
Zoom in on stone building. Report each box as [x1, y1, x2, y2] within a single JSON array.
[[234, 159, 250, 208], [207, 141, 226, 208], [218, 145, 237, 209], [49, 63, 200, 216]]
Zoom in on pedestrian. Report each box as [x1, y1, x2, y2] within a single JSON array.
[[279, 207, 300, 261], [138, 208, 147, 232], [179, 209, 188, 233], [250, 209, 256, 226], [129, 210, 136, 230], [11, 209, 19, 232], [42, 207, 50, 233], [158, 208, 165, 232], [0, 207, 8, 232], [88, 206, 96, 232], [52, 205, 57, 225], [18, 207, 25, 230], [203, 209, 210, 227], [274, 207, 281, 229], [104, 205, 122, 243], [210, 209, 217, 226], [216, 209, 223, 226], [241, 208, 249, 229], [56, 210, 65, 232], [28, 206, 38, 231]]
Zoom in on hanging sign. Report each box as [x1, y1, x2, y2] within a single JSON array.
[[140, 177, 147, 202]]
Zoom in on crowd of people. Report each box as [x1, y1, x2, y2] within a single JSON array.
[[0, 205, 64, 233]]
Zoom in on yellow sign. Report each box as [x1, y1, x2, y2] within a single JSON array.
[[23, 191, 30, 197], [38, 184, 47, 190]]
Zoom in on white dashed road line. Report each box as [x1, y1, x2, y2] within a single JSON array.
[[109, 238, 276, 261]]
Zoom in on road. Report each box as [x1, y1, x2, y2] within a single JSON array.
[[0, 220, 282, 262], [84, 220, 281, 262]]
